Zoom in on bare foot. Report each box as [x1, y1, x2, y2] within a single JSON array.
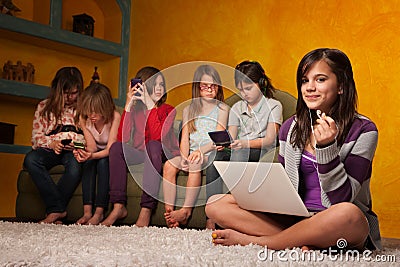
[[211, 229, 254, 246], [100, 204, 127, 226], [164, 207, 179, 228], [135, 208, 152, 227], [167, 208, 191, 226], [206, 218, 216, 230], [87, 213, 104, 225], [39, 212, 67, 224], [76, 214, 92, 225]]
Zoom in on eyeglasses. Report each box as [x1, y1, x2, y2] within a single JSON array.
[[63, 90, 79, 96], [199, 83, 218, 91]]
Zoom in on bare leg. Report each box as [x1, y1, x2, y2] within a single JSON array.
[[206, 194, 295, 236], [209, 200, 369, 250], [40, 211, 67, 224], [135, 207, 152, 227], [168, 165, 202, 226], [100, 203, 127, 226], [87, 207, 104, 225], [76, 205, 93, 225], [163, 159, 180, 228]]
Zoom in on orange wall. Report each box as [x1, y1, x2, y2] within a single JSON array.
[[128, 1, 400, 238], [1, 0, 399, 238]]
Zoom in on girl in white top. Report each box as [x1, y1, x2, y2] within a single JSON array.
[[229, 61, 282, 161], [163, 65, 229, 228], [73, 83, 121, 225]]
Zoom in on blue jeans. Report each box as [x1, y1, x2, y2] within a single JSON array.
[[230, 148, 267, 162], [81, 157, 109, 209], [205, 149, 231, 200], [23, 148, 82, 214]]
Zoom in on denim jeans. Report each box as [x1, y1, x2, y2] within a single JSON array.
[[230, 148, 267, 162], [23, 148, 82, 214], [81, 157, 109, 209], [205, 149, 231, 201]]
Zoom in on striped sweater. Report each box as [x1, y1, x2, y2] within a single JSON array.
[[278, 114, 381, 250]]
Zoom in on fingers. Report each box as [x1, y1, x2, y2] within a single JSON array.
[[314, 113, 338, 146], [187, 150, 203, 164]]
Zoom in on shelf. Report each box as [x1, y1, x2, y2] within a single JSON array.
[[0, 0, 131, 154], [0, 144, 31, 154], [0, 79, 49, 100], [0, 15, 123, 57]]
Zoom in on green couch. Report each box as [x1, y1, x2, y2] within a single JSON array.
[[15, 90, 297, 228]]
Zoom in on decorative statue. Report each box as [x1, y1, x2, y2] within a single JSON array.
[[90, 66, 100, 85], [0, 0, 21, 16]]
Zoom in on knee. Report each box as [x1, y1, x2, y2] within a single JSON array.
[[146, 140, 162, 153], [205, 194, 225, 219], [163, 162, 178, 180], [23, 151, 37, 169], [97, 157, 109, 168], [109, 141, 122, 158], [331, 202, 369, 234], [146, 140, 162, 159]]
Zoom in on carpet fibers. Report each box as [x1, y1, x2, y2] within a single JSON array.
[[0, 221, 398, 266]]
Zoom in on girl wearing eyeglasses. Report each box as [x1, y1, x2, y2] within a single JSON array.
[[163, 64, 229, 228]]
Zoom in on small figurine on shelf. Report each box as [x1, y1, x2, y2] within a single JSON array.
[[73, 13, 95, 36], [25, 63, 35, 83], [14, 60, 24, 82], [90, 66, 100, 85], [0, 0, 21, 16], [3, 60, 13, 80], [2, 60, 35, 83]]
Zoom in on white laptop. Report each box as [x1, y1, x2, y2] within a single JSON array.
[[214, 161, 315, 217]]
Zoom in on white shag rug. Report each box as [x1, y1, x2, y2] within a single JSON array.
[[0, 221, 398, 267]]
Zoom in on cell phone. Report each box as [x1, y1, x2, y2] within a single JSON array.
[[61, 139, 72, 146], [208, 130, 233, 147], [130, 78, 142, 96], [73, 141, 85, 149]]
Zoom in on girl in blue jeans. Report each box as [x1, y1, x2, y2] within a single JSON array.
[[73, 83, 121, 225], [23, 66, 84, 224]]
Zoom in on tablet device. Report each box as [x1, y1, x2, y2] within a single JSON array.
[[208, 130, 233, 147]]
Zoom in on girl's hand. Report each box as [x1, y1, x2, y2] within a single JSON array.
[[187, 149, 204, 164], [180, 158, 189, 172], [50, 140, 63, 154], [215, 145, 225, 151], [230, 139, 248, 150], [314, 113, 338, 147], [125, 82, 142, 111], [73, 148, 92, 162]]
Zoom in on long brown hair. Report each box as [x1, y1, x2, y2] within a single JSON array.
[[132, 66, 167, 110], [291, 48, 358, 148], [76, 83, 115, 124], [40, 67, 84, 122], [187, 65, 224, 133]]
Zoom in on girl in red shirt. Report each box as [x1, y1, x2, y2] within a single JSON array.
[[101, 66, 179, 227]]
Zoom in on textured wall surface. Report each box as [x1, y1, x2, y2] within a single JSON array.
[[1, 0, 398, 238], [129, 0, 400, 238]]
